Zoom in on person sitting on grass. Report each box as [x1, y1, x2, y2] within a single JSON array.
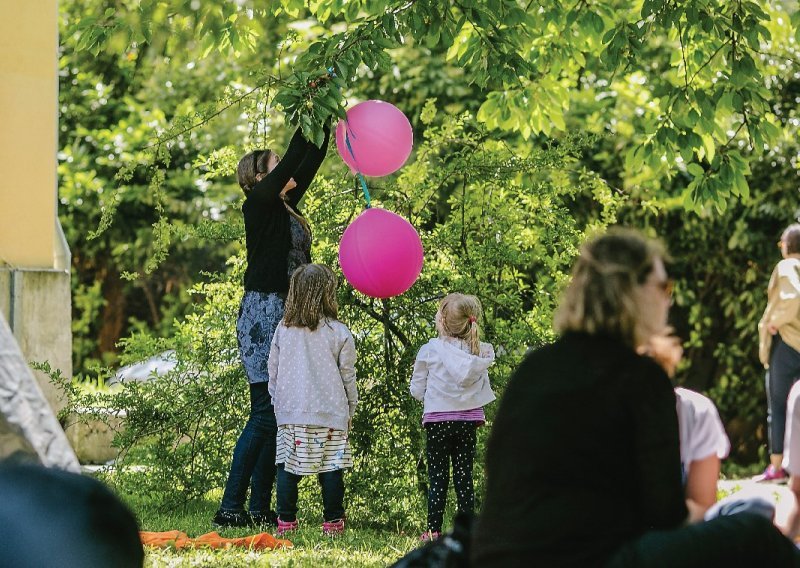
[[640, 334, 732, 517], [0, 463, 143, 568], [645, 333, 776, 524], [780, 380, 800, 539]]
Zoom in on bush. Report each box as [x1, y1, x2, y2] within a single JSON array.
[[56, 106, 618, 519]]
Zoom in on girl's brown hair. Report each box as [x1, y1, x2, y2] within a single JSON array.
[[553, 228, 665, 349], [437, 293, 483, 355], [283, 264, 338, 331]]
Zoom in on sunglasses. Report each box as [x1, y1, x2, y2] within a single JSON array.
[[651, 278, 674, 297]]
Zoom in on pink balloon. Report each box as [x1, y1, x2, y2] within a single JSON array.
[[335, 100, 413, 177], [339, 208, 424, 298]]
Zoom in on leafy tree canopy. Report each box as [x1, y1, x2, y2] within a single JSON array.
[[68, 0, 800, 213], [58, 0, 800, 469]]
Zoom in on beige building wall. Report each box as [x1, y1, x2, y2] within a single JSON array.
[[0, 1, 59, 269], [0, 0, 72, 416]]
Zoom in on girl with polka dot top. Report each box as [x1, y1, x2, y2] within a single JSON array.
[[267, 264, 357, 537], [410, 293, 496, 541]]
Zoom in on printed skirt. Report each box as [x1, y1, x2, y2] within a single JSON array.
[[275, 424, 353, 476], [236, 291, 285, 384]]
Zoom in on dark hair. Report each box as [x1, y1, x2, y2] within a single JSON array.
[[553, 228, 666, 348], [782, 224, 800, 255], [236, 149, 274, 194]]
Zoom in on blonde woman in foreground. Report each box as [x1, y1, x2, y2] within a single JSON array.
[[472, 228, 799, 567]]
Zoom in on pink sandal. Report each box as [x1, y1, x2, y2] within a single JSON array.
[[322, 518, 345, 536], [420, 530, 441, 541], [275, 518, 298, 536]]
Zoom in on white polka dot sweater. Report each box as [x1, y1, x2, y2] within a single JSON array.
[[268, 318, 358, 431]]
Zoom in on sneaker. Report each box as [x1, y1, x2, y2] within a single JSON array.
[[276, 518, 298, 536], [754, 464, 789, 483], [211, 509, 253, 529], [250, 510, 278, 528], [322, 518, 345, 536], [420, 530, 441, 541]]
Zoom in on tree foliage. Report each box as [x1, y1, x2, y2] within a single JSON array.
[[57, 108, 617, 512], [68, 0, 800, 211], [57, 0, 800, 495]]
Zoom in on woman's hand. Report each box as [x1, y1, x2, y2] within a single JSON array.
[[768, 323, 779, 335]]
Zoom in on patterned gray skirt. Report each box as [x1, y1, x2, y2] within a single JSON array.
[[237, 291, 285, 384]]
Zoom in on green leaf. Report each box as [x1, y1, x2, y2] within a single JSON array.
[[590, 12, 604, 34], [700, 135, 715, 163], [687, 162, 704, 178]]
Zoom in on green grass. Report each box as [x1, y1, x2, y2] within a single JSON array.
[[127, 490, 421, 567], [144, 528, 417, 567]]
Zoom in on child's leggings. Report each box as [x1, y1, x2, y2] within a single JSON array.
[[425, 420, 478, 533], [276, 464, 345, 522]]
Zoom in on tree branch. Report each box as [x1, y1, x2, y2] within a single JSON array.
[[143, 76, 280, 150], [349, 296, 412, 348]]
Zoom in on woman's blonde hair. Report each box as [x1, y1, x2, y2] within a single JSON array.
[[236, 148, 312, 238], [437, 293, 483, 355], [553, 228, 666, 349], [283, 264, 338, 331]]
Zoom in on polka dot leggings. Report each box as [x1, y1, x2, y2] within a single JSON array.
[[424, 420, 478, 533]]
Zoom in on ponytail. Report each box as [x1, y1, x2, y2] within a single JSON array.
[[283, 198, 312, 241], [467, 316, 480, 356], [438, 294, 483, 355]]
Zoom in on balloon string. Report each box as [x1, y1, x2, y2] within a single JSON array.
[[343, 121, 371, 209]]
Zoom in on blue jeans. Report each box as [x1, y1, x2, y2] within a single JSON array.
[[219, 383, 277, 514], [276, 463, 345, 522]]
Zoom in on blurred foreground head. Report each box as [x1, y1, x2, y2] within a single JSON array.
[[554, 228, 671, 349], [0, 463, 143, 568]]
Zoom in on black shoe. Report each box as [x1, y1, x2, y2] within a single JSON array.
[[250, 510, 278, 528], [211, 509, 253, 528]]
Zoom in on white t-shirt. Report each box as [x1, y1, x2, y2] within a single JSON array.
[[783, 381, 800, 475], [675, 387, 730, 471]]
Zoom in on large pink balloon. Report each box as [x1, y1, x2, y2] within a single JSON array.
[[339, 208, 424, 298], [335, 100, 413, 177]]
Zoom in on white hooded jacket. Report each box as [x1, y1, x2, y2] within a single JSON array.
[[410, 337, 496, 413]]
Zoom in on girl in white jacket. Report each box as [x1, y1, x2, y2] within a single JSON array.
[[410, 293, 496, 541]]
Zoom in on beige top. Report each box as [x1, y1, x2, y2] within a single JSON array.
[[758, 258, 800, 367]]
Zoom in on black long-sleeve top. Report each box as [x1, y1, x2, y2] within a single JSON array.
[[472, 331, 687, 567], [242, 125, 330, 293]]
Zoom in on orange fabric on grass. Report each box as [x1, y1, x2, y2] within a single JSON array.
[[140, 530, 292, 550]]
